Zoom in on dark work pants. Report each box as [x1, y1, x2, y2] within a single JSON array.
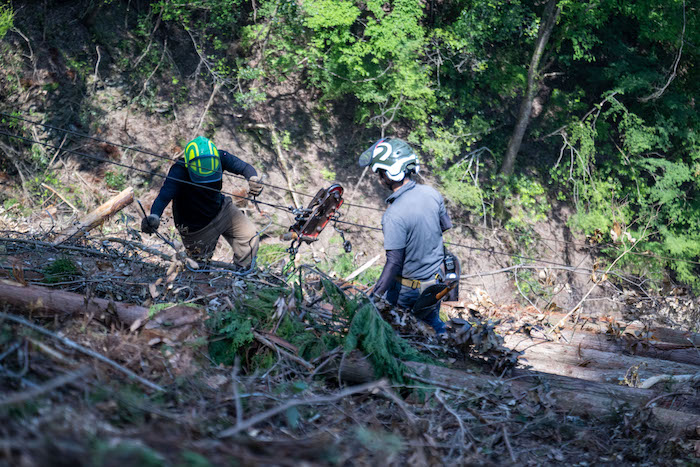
[[385, 281, 446, 334]]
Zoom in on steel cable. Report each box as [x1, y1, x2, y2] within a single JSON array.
[[1, 124, 698, 271]]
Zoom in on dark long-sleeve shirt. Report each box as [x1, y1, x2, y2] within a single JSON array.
[[372, 248, 405, 297], [150, 150, 257, 232]]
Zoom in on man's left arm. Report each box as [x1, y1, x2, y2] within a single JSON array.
[[438, 195, 452, 232], [372, 248, 405, 298], [220, 150, 262, 195]]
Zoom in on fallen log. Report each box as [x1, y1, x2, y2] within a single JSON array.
[[541, 328, 700, 366], [54, 187, 134, 245], [485, 306, 700, 348], [0, 280, 150, 325], [337, 354, 700, 435], [503, 334, 700, 385], [444, 302, 700, 350]]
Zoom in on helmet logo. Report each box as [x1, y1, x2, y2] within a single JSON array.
[[184, 136, 222, 183], [373, 142, 392, 161]]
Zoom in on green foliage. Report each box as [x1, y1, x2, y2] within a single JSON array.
[[502, 176, 549, 231], [277, 313, 342, 362], [157, 0, 243, 34], [91, 439, 165, 467], [42, 257, 80, 284], [553, 92, 700, 291], [256, 243, 288, 268], [177, 451, 212, 467], [321, 252, 382, 286], [354, 426, 403, 457], [320, 168, 336, 181], [0, 3, 13, 40], [343, 299, 427, 384], [207, 285, 340, 366], [207, 276, 429, 383], [105, 171, 126, 190], [246, 0, 434, 129], [207, 308, 255, 366], [3, 198, 18, 210]]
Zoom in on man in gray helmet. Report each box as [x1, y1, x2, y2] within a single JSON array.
[[359, 138, 452, 334]]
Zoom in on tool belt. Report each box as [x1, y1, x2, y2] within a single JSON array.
[[396, 274, 441, 293]]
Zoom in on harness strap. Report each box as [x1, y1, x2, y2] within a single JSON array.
[[396, 277, 421, 289], [395, 273, 441, 290]]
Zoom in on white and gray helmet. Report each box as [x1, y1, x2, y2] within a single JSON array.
[[358, 138, 420, 181]]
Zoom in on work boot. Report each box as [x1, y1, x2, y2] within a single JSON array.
[[423, 308, 446, 335]]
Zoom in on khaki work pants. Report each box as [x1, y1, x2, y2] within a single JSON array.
[[179, 196, 259, 268]]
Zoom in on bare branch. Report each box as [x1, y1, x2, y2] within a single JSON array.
[[0, 366, 91, 408], [639, 1, 685, 102], [0, 312, 165, 392], [218, 379, 387, 438]]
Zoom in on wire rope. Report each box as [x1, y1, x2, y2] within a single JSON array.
[[1, 124, 698, 270], [0, 111, 622, 248]]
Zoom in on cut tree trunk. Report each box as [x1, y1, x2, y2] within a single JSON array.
[[0, 280, 150, 325], [54, 187, 134, 245], [504, 335, 700, 384], [490, 307, 700, 348], [338, 354, 700, 435], [537, 329, 700, 367]]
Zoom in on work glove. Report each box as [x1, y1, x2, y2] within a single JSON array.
[[141, 214, 160, 234], [248, 175, 264, 197]]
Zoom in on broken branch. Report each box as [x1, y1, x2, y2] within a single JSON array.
[[0, 312, 164, 392], [0, 366, 91, 408], [218, 379, 386, 438], [54, 187, 134, 245]]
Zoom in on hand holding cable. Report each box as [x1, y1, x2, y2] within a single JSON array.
[[141, 214, 160, 234], [248, 176, 264, 197]]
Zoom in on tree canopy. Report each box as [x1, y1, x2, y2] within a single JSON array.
[[1, 0, 699, 291]]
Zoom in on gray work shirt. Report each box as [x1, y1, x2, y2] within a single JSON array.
[[382, 180, 452, 281]]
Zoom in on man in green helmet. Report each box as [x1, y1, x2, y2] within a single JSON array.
[[141, 136, 263, 269], [359, 138, 454, 334]]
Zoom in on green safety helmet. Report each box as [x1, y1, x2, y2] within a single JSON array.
[[184, 136, 222, 184], [358, 138, 419, 182]]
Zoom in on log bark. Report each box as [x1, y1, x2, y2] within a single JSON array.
[[503, 334, 700, 384], [54, 187, 134, 245], [493, 307, 700, 348], [338, 355, 700, 435], [536, 329, 700, 366], [0, 280, 150, 325]]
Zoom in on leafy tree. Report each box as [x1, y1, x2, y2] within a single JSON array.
[[244, 0, 435, 133], [0, 2, 13, 40]]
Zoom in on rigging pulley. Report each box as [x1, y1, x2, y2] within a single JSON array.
[[282, 184, 345, 255]]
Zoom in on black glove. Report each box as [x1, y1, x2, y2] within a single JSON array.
[[248, 176, 264, 197], [141, 214, 160, 234]]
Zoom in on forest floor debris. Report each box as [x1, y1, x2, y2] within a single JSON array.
[[0, 233, 698, 465]]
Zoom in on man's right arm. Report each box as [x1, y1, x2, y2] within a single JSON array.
[[150, 162, 186, 217]]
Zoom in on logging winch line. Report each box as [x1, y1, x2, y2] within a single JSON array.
[[0, 111, 608, 249], [7, 110, 698, 265], [1, 123, 698, 273], [0, 128, 605, 275], [3, 111, 668, 256]]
